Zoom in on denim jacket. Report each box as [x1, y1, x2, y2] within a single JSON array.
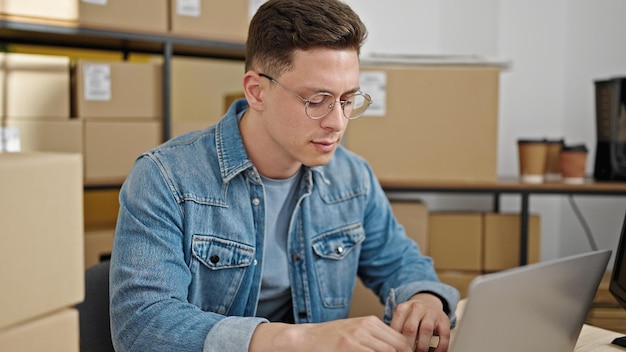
[[110, 99, 459, 352]]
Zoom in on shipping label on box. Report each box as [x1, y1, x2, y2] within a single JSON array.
[[74, 60, 162, 119]]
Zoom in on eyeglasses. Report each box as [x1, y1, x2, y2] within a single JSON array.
[[259, 73, 372, 120]]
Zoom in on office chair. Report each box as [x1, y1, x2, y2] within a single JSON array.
[[76, 260, 115, 352]]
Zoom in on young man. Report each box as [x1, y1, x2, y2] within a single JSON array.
[[109, 0, 459, 351]]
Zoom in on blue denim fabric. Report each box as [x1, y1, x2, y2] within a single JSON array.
[[110, 99, 459, 352]]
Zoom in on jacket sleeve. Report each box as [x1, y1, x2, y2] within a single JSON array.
[[355, 162, 459, 326]]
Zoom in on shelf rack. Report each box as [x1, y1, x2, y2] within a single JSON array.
[[0, 17, 247, 141]]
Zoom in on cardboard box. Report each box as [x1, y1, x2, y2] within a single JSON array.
[[429, 212, 541, 272], [345, 65, 500, 182], [437, 270, 481, 299], [169, 0, 249, 42], [349, 200, 428, 318], [170, 120, 211, 139], [5, 120, 82, 154], [0, 152, 84, 330], [83, 119, 161, 185], [0, 309, 79, 352], [84, 229, 115, 269], [171, 57, 245, 122], [84, 189, 120, 229], [429, 212, 483, 271], [391, 200, 428, 254], [0, 53, 70, 119], [483, 213, 541, 271], [348, 279, 384, 318], [73, 60, 162, 119], [0, 0, 77, 21], [78, 0, 167, 33]]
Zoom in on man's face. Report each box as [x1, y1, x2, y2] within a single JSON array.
[[258, 48, 361, 170]]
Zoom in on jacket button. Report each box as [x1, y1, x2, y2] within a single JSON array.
[[335, 246, 344, 255], [252, 198, 261, 206], [209, 255, 220, 264], [291, 253, 301, 261]]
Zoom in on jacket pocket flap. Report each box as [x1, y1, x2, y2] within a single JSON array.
[[312, 224, 365, 260], [192, 235, 255, 270]]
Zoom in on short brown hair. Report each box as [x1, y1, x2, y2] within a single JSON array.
[[245, 0, 367, 77]]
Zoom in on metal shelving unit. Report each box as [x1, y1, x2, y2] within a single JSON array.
[[0, 18, 246, 141]]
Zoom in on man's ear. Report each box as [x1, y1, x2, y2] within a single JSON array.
[[243, 71, 264, 112]]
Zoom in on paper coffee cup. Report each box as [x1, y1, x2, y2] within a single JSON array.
[[545, 139, 564, 181], [559, 144, 588, 184], [518, 139, 548, 183]]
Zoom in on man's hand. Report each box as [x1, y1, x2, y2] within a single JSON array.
[[250, 316, 414, 352], [389, 293, 451, 352]]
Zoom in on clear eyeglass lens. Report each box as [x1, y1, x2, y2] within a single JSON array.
[[305, 92, 371, 119]]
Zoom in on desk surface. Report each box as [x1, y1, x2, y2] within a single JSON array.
[[380, 177, 626, 194], [452, 299, 625, 352]]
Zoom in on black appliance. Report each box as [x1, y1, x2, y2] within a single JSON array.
[[594, 77, 626, 180]]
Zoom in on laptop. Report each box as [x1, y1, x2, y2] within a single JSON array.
[[448, 249, 611, 352]]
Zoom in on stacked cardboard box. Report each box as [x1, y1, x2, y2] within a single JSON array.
[[0, 0, 77, 21], [73, 59, 163, 186], [168, 0, 251, 42], [345, 64, 501, 183], [170, 57, 245, 138], [2, 0, 256, 42], [83, 189, 120, 268], [0, 152, 84, 351], [349, 201, 428, 318], [429, 212, 541, 298]]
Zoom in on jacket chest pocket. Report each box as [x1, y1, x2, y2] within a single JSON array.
[[311, 224, 365, 308], [189, 235, 255, 314]]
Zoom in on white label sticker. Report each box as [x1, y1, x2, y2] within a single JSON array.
[[81, 0, 107, 5], [177, 0, 201, 17], [83, 63, 112, 101], [360, 71, 387, 117], [0, 127, 21, 152]]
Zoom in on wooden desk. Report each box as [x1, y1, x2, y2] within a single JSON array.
[[453, 299, 626, 351], [380, 177, 626, 265], [575, 325, 624, 351]]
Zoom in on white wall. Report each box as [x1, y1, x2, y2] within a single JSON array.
[[347, 0, 626, 265]]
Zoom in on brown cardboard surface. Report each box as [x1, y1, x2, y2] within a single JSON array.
[[391, 200, 429, 254], [0, 152, 84, 330], [348, 279, 384, 318], [168, 0, 249, 42], [73, 60, 162, 119], [483, 213, 541, 271], [78, 0, 167, 33], [171, 57, 245, 122], [84, 189, 120, 229], [429, 212, 483, 271], [170, 120, 211, 139], [0, 53, 70, 119], [83, 119, 161, 185], [84, 229, 115, 269], [436, 270, 481, 299], [345, 65, 500, 182], [0, 0, 77, 21], [0, 309, 79, 352], [6, 120, 82, 153]]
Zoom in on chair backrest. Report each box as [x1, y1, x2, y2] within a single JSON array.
[[76, 260, 114, 352]]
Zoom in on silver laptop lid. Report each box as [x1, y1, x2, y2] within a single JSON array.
[[450, 249, 611, 352]]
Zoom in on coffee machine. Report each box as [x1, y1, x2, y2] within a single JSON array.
[[594, 77, 626, 181]]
